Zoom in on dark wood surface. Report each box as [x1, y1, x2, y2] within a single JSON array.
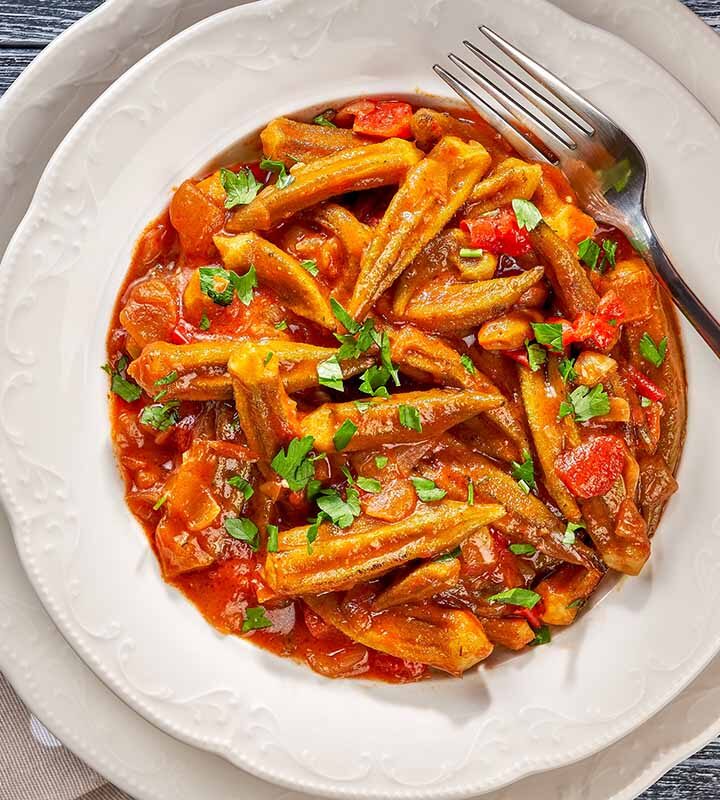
[[0, 1, 718, 797]]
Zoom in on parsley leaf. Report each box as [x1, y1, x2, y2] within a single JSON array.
[[139, 401, 180, 431], [229, 265, 257, 306], [300, 259, 319, 277], [577, 238, 600, 270], [526, 341, 547, 372], [199, 267, 235, 306], [598, 158, 632, 193], [199, 312, 211, 331], [563, 520, 585, 546], [224, 517, 259, 550], [511, 198, 542, 231], [155, 370, 178, 387], [558, 383, 610, 422], [220, 167, 262, 209], [531, 322, 564, 353], [317, 355, 344, 391], [359, 365, 390, 397], [529, 625, 551, 646], [242, 606, 272, 632], [460, 354, 476, 375], [567, 598, 586, 610], [399, 404, 422, 432], [259, 157, 294, 189], [102, 357, 142, 402], [312, 109, 337, 127], [377, 331, 400, 387], [641, 396, 652, 408], [374, 455, 388, 469], [558, 356, 577, 383], [306, 517, 322, 553], [274, 319, 288, 330], [602, 239, 618, 268], [435, 546, 462, 562], [354, 400, 372, 413], [316, 486, 361, 528], [152, 493, 169, 511], [638, 332, 668, 368], [357, 476, 381, 493], [467, 479, 474, 506], [263, 351, 274, 366], [459, 248, 485, 258], [510, 543, 536, 555], [410, 476, 446, 502], [330, 298, 359, 333], [333, 419, 357, 451], [487, 587, 541, 608], [266, 524, 279, 553], [270, 436, 316, 491], [227, 475, 254, 500], [511, 450, 536, 493]]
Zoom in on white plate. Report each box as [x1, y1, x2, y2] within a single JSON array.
[[0, 1, 719, 799]]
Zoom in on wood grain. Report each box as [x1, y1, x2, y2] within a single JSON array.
[[0, 1, 718, 798]]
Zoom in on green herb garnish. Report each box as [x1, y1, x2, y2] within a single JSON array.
[[529, 625, 551, 646], [266, 524, 279, 553], [242, 606, 272, 632], [398, 405, 422, 432], [224, 517, 259, 550], [526, 341, 547, 372], [511, 450, 535, 493], [509, 543, 536, 556], [139, 401, 180, 431], [512, 198, 542, 231], [531, 322, 564, 353], [102, 356, 142, 402], [410, 476, 446, 502], [562, 520, 585, 546], [558, 383, 610, 422], [228, 475, 254, 500], [638, 332, 668, 368], [333, 419, 357, 451], [460, 354, 476, 375], [317, 355, 344, 391], [488, 587, 541, 608], [357, 476, 381, 493], [259, 157, 294, 189], [270, 435, 316, 491], [220, 166, 262, 209]]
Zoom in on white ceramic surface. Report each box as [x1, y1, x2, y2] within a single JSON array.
[[1, 2, 720, 800]]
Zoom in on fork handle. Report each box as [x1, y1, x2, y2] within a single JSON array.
[[640, 217, 720, 358]]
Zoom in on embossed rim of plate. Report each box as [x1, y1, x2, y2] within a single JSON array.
[[0, 4, 716, 796]]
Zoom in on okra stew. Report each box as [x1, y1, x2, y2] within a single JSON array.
[[106, 98, 685, 682]]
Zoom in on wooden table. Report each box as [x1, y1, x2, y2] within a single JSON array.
[[0, 1, 718, 798]]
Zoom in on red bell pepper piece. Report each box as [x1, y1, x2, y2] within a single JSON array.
[[339, 99, 413, 139], [515, 601, 545, 630], [460, 207, 533, 257], [624, 364, 667, 402], [555, 435, 626, 499]]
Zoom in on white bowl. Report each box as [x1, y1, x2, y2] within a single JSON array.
[[0, 0, 719, 797]]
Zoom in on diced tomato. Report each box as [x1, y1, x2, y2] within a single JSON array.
[[623, 364, 667, 402], [555, 435, 626, 499], [169, 180, 225, 258], [558, 291, 626, 352], [338, 99, 413, 139], [461, 207, 532, 257], [369, 651, 428, 683], [502, 348, 530, 368]]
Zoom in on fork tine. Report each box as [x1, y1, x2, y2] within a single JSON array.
[[447, 52, 574, 153], [480, 26, 607, 131], [462, 40, 593, 138], [433, 64, 552, 164]]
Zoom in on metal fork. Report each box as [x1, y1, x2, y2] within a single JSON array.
[[434, 26, 720, 358]]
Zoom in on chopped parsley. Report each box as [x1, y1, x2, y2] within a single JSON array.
[[230, 265, 257, 306], [357, 476, 381, 493], [220, 166, 262, 209], [638, 332, 668, 368], [300, 258, 319, 277], [511, 450, 536, 493], [558, 356, 577, 383], [374, 455, 389, 469], [154, 370, 178, 387], [602, 239, 618, 268], [562, 520, 585, 546], [330, 298, 359, 333], [435, 546, 462, 562], [152, 493, 169, 511], [266, 524, 279, 553], [312, 109, 337, 127], [641, 396, 652, 408], [259, 157, 294, 189], [263, 351, 274, 366], [529, 625, 551, 646], [558, 383, 610, 422], [599, 158, 632, 193], [315, 486, 361, 528], [460, 354, 476, 375], [333, 419, 357, 451], [224, 517, 259, 550], [102, 356, 142, 402], [228, 475, 254, 500], [487, 587, 541, 609], [199, 312, 211, 331], [198, 265, 256, 306], [467, 479, 474, 506], [399, 405, 422, 432], [270, 435, 316, 491], [274, 319, 288, 331], [531, 322, 564, 353], [460, 248, 485, 258], [567, 598, 587, 610], [526, 341, 547, 372], [317, 354, 344, 391], [139, 400, 180, 431], [410, 476, 446, 502], [509, 543, 536, 556], [512, 198, 542, 231], [359, 365, 391, 397], [377, 331, 400, 387], [577, 238, 601, 270], [242, 606, 272, 632]]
